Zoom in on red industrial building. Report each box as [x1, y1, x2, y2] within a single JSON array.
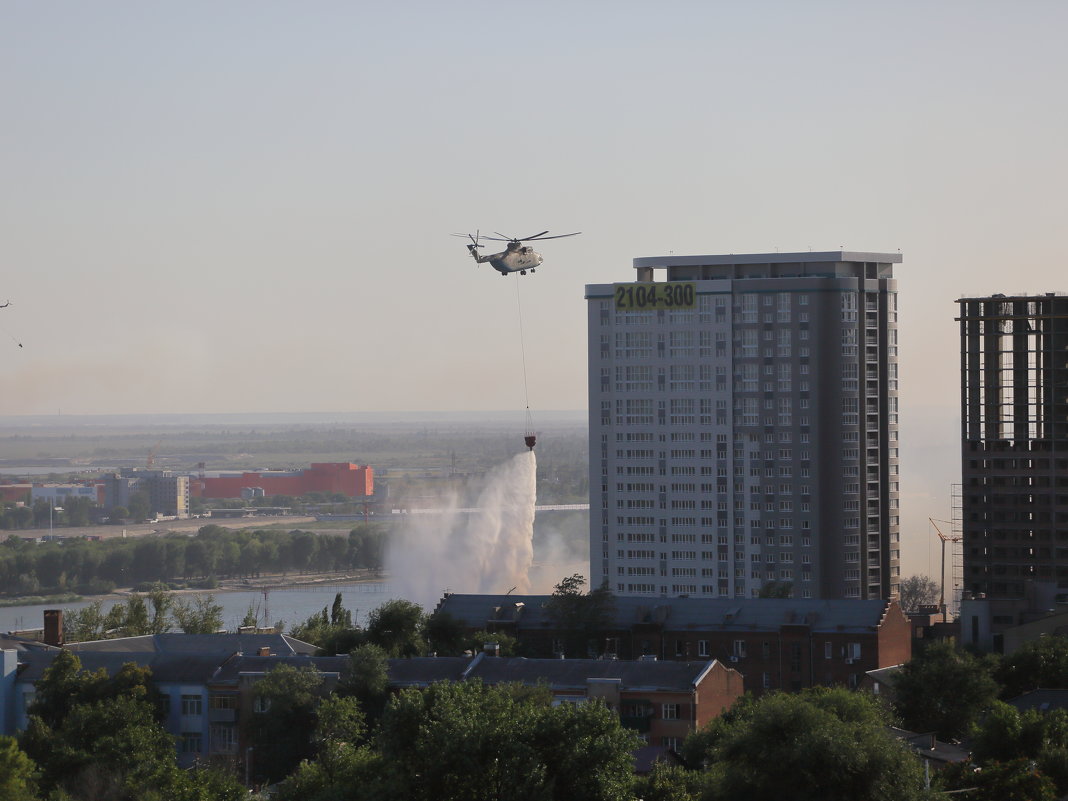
[[189, 463, 373, 499]]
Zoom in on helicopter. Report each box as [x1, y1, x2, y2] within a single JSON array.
[[455, 230, 581, 276]]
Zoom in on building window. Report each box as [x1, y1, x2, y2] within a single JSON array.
[[698, 640, 710, 657], [180, 732, 202, 754], [662, 736, 681, 751], [662, 703, 681, 720], [253, 696, 271, 714], [180, 694, 202, 716], [732, 640, 747, 658], [210, 724, 238, 754]]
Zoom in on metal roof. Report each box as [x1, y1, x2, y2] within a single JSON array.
[[65, 632, 317, 656], [632, 251, 902, 269], [435, 594, 893, 633], [467, 655, 718, 693]]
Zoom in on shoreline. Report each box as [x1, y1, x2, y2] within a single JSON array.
[[1, 569, 388, 609]]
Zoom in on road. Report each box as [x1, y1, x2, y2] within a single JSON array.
[[13, 515, 319, 541]]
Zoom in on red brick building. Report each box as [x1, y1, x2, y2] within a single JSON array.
[[386, 652, 744, 749], [435, 594, 911, 696], [0, 484, 32, 503], [189, 462, 373, 499]]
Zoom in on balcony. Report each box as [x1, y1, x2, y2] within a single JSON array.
[[208, 708, 236, 723]]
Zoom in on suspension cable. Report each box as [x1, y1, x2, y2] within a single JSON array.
[[515, 278, 533, 432]]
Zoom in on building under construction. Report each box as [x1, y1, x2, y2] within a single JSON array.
[[958, 293, 1068, 647]]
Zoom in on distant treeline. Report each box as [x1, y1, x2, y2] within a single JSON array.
[[0, 524, 389, 597]]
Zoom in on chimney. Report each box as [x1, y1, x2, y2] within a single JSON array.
[[43, 609, 64, 646], [258, 646, 271, 657]]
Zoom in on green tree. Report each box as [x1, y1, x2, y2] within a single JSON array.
[[374, 680, 639, 801], [467, 629, 520, 657], [757, 580, 793, 598], [366, 599, 426, 657], [241, 603, 259, 629], [127, 491, 151, 522], [898, 574, 940, 613], [424, 610, 467, 655], [338, 643, 390, 726], [543, 574, 617, 658], [998, 635, 1068, 699], [0, 735, 38, 801], [172, 594, 223, 633], [100, 595, 152, 637], [290, 594, 363, 656], [631, 762, 705, 801], [66, 601, 108, 643], [696, 688, 927, 801], [275, 695, 380, 801], [17, 652, 245, 801], [938, 757, 1056, 801], [63, 496, 93, 528], [968, 701, 1068, 795], [892, 640, 1000, 740], [249, 664, 327, 784]]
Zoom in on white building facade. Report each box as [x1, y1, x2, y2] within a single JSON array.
[[586, 251, 902, 601]]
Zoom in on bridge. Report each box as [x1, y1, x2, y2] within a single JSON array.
[[388, 503, 589, 515]]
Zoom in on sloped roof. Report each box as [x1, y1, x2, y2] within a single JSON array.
[[888, 726, 969, 764], [212, 654, 350, 684], [467, 656, 716, 692], [386, 656, 471, 687], [1007, 689, 1068, 713], [633, 745, 685, 774], [435, 594, 892, 633], [0, 633, 60, 653], [65, 632, 317, 656], [15, 649, 227, 684]]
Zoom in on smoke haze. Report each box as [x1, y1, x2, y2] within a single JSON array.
[[386, 451, 539, 609]]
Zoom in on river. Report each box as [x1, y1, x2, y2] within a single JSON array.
[[0, 582, 396, 636]]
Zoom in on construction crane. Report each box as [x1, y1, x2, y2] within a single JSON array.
[[930, 518, 962, 623]]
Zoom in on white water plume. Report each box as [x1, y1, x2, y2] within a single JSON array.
[[386, 451, 537, 609]]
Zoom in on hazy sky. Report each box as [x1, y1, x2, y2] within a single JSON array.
[[4, 2, 1068, 577]]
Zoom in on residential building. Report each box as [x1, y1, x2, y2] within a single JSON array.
[[387, 651, 743, 749], [435, 594, 912, 695], [0, 627, 741, 765], [101, 469, 190, 518], [586, 251, 902, 600], [957, 294, 1068, 649]]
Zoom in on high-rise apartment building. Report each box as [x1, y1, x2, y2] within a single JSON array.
[[586, 251, 902, 601], [958, 294, 1068, 611]]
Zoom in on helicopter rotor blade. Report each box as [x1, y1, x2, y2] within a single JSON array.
[[526, 231, 582, 241], [514, 231, 549, 242]]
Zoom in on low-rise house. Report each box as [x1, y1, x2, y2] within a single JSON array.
[[2, 632, 317, 768], [435, 594, 911, 695], [2, 630, 742, 766], [387, 651, 743, 749]]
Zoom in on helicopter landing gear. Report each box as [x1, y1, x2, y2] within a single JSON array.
[[520, 270, 527, 275], [530, 268, 535, 273]]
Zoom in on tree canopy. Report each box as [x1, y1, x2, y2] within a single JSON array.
[[543, 574, 617, 658], [997, 635, 1068, 699], [689, 687, 927, 801], [20, 650, 244, 801]]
